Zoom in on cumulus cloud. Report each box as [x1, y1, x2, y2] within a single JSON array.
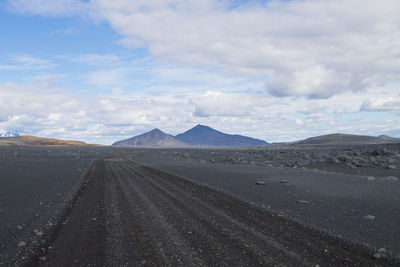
[[90, 0, 400, 98], [6, 0, 400, 98], [190, 91, 273, 117], [361, 97, 400, 112]]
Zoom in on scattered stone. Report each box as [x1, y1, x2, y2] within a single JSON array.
[[373, 249, 388, 259], [17, 241, 27, 248], [92, 217, 97, 221], [256, 181, 266, 185], [367, 176, 375, 181], [38, 256, 46, 262], [280, 180, 288, 183], [33, 229, 44, 236], [17, 225, 23, 230], [363, 215, 376, 220], [385, 176, 399, 182], [296, 200, 310, 204]]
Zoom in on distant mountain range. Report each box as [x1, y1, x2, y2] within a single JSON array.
[[112, 124, 268, 147], [293, 133, 400, 145]]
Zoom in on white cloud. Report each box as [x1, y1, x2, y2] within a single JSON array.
[[89, 0, 400, 98], [6, 0, 400, 98], [86, 67, 129, 86], [0, 54, 56, 70], [190, 90, 273, 117], [361, 97, 400, 112]]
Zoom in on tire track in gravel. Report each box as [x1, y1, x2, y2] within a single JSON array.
[[33, 159, 389, 266]]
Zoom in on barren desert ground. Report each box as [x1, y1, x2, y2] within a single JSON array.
[[0, 145, 399, 266]]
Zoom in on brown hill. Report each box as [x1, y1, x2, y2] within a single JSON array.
[[0, 136, 94, 147], [113, 128, 187, 147], [293, 133, 400, 145]]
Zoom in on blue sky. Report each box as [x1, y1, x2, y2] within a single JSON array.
[[0, 0, 399, 144]]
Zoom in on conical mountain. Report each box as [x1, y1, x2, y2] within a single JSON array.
[[112, 128, 187, 147], [175, 124, 268, 146]]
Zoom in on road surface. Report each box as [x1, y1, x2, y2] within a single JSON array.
[[28, 158, 389, 266]]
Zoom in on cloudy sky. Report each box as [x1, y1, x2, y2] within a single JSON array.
[[1, 0, 399, 144]]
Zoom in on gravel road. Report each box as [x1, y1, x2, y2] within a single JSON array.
[[29, 159, 392, 266]]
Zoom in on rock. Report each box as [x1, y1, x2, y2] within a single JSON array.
[[346, 162, 357, 169], [17, 225, 23, 230], [33, 229, 44, 236], [377, 248, 387, 254], [367, 176, 375, 181], [385, 176, 399, 182], [39, 256, 46, 262], [373, 249, 388, 259], [296, 200, 310, 204], [280, 180, 288, 183], [256, 181, 266, 185], [17, 241, 27, 248], [363, 215, 375, 220]]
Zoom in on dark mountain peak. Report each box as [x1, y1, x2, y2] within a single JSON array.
[[176, 125, 267, 147], [147, 128, 164, 134], [188, 124, 219, 133]]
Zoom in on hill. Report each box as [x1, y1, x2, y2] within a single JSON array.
[[112, 128, 186, 147], [293, 133, 400, 145], [175, 124, 268, 147], [0, 136, 92, 146]]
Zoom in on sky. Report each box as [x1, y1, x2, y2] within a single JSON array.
[[0, 0, 399, 144]]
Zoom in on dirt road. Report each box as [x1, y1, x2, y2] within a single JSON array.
[[27, 158, 390, 266]]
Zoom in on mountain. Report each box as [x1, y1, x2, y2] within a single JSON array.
[[175, 124, 268, 147], [0, 136, 92, 146], [293, 133, 400, 145], [112, 128, 187, 147], [0, 131, 19, 137]]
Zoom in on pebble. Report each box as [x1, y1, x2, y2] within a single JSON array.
[[296, 200, 310, 204], [17, 225, 23, 230], [256, 181, 266, 185], [34, 229, 44, 236], [363, 215, 376, 220], [17, 241, 27, 248], [373, 249, 388, 259], [280, 180, 287, 183], [367, 176, 375, 181]]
